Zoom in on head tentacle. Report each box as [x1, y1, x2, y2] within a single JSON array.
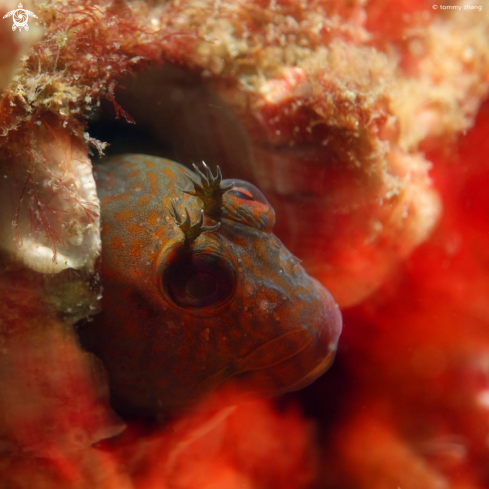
[[169, 199, 220, 243], [183, 162, 234, 218]]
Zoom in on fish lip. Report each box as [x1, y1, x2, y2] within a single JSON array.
[[265, 348, 337, 394], [197, 333, 340, 398], [230, 337, 339, 396]]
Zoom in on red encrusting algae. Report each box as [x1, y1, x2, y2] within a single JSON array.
[[322, 101, 489, 488]]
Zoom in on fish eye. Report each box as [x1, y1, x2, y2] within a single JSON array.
[[162, 252, 236, 308], [222, 179, 270, 207], [221, 178, 275, 232]]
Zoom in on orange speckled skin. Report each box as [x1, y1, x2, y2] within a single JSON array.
[[81, 154, 342, 416]]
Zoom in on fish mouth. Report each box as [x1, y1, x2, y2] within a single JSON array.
[[198, 299, 342, 398], [263, 348, 337, 394], [228, 337, 338, 397]]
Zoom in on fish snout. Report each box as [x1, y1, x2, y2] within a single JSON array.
[[202, 280, 342, 397], [280, 279, 342, 392], [246, 280, 342, 394]]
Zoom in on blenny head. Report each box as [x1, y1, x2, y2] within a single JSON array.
[[82, 155, 342, 416]]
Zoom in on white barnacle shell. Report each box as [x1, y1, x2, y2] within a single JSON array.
[[0, 129, 101, 275]]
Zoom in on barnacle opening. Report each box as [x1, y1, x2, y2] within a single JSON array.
[[88, 65, 256, 184]]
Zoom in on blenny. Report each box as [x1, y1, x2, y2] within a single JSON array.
[[81, 154, 342, 416]]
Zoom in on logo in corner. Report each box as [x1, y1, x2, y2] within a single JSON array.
[[3, 3, 38, 31]]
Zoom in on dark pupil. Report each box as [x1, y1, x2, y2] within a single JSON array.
[[164, 254, 236, 308], [228, 188, 254, 201], [186, 272, 218, 299]]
